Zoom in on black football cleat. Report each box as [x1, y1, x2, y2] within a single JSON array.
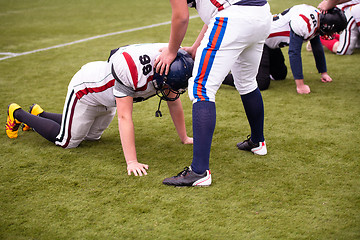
[[237, 135, 267, 155], [163, 166, 211, 187]]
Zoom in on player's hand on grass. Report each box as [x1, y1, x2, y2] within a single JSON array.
[[296, 84, 311, 94], [181, 136, 193, 145], [321, 72, 332, 83], [127, 161, 149, 176], [295, 79, 311, 94]]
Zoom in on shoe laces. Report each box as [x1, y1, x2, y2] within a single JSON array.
[[176, 167, 191, 177], [244, 135, 259, 148]]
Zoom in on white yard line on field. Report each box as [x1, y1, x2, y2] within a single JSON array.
[[0, 15, 199, 61]]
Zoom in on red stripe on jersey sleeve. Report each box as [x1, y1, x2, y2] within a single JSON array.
[[299, 14, 311, 33], [268, 31, 290, 38], [122, 51, 139, 89]]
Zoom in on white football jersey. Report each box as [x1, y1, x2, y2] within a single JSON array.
[[68, 43, 169, 108], [265, 4, 321, 49], [337, 0, 360, 10], [109, 43, 168, 102], [70, 61, 117, 107]]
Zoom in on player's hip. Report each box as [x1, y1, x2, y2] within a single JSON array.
[[55, 92, 116, 148]]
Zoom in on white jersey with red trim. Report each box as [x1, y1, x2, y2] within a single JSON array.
[[70, 61, 116, 107], [68, 43, 168, 108], [336, 3, 360, 54], [337, 0, 360, 11], [265, 4, 321, 49], [109, 43, 168, 102]]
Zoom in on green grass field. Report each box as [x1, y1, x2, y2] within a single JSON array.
[[1, 0, 359, 239]]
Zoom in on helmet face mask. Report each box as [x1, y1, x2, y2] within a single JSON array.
[[153, 79, 185, 101], [153, 49, 194, 101]]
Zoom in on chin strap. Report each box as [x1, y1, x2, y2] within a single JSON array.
[[155, 98, 163, 117]]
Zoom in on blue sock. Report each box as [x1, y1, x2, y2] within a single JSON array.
[[240, 88, 265, 143], [191, 101, 216, 174]]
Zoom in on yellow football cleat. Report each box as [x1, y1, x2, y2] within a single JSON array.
[[29, 103, 44, 116], [21, 103, 44, 131], [6, 103, 22, 138]]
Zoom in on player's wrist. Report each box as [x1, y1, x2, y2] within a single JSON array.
[[126, 160, 138, 165], [295, 79, 305, 86]]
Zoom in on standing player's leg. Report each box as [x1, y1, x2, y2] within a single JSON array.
[[189, 18, 241, 177], [163, 17, 236, 187], [233, 41, 267, 156]]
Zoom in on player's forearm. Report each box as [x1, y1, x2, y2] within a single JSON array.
[[167, 99, 188, 143], [289, 31, 304, 80], [318, 0, 350, 10], [168, 0, 189, 54], [117, 116, 138, 165], [192, 24, 208, 50], [310, 36, 327, 74], [295, 79, 306, 87]]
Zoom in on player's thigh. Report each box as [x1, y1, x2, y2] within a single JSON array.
[[86, 106, 116, 140], [231, 42, 265, 95], [188, 24, 240, 102], [188, 49, 237, 103], [269, 48, 287, 80], [56, 98, 96, 148]]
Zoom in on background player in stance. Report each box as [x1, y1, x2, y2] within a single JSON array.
[[224, 5, 348, 93], [6, 43, 194, 177], [155, 0, 272, 187], [317, 1, 360, 55]]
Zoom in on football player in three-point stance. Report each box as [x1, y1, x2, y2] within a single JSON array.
[[224, 4, 347, 93], [155, 0, 272, 187], [6, 43, 194, 176]]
